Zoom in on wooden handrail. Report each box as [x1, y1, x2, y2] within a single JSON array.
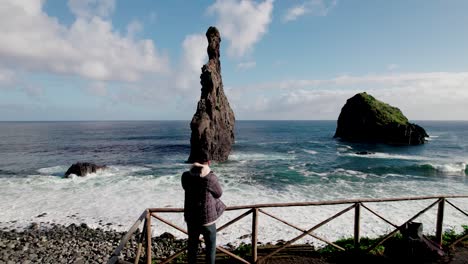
[[111, 195, 468, 263], [366, 198, 442, 253], [107, 210, 147, 264], [148, 195, 468, 212]]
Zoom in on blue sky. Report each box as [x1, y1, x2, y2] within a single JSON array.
[[0, 0, 467, 121]]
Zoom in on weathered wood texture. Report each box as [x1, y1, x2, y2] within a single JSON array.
[[112, 195, 467, 263]]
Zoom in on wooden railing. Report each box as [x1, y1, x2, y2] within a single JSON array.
[[108, 195, 468, 264]]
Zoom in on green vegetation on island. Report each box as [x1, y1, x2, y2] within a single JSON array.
[[357, 92, 409, 126], [334, 92, 429, 145]]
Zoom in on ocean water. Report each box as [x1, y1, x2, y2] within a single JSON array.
[[0, 121, 467, 246]]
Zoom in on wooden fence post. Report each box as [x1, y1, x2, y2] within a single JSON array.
[[252, 208, 258, 263], [354, 203, 360, 249], [146, 210, 152, 264], [436, 198, 445, 246]]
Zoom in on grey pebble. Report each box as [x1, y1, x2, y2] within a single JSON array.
[[0, 222, 184, 262]]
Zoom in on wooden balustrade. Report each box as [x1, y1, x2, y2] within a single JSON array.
[[108, 195, 468, 264]]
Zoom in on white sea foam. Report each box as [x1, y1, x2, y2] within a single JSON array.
[[37, 165, 68, 175], [303, 149, 318, 155], [426, 135, 440, 141], [1, 164, 467, 248], [427, 162, 467, 174], [257, 141, 291, 146], [341, 152, 430, 161], [229, 152, 295, 161]]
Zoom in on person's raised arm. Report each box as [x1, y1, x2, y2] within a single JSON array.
[[208, 174, 223, 198]]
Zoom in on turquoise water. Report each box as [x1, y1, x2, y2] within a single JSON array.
[[0, 121, 467, 245]]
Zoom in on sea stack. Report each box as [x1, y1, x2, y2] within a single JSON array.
[[64, 162, 107, 177], [334, 92, 428, 145], [188, 27, 235, 163]]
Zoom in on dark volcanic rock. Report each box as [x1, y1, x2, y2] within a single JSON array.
[[355, 151, 375, 155], [188, 26, 235, 163], [64, 162, 107, 178], [0, 222, 188, 263], [334, 92, 428, 145]]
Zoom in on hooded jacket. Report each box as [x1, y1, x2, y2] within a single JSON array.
[[181, 163, 226, 225]]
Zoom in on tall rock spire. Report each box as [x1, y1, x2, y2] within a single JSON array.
[[188, 27, 235, 163]]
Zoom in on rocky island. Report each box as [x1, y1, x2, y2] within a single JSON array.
[[334, 92, 428, 145], [64, 162, 107, 178], [188, 26, 235, 163]]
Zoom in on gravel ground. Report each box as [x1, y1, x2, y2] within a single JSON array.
[[0, 222, 185, 264]]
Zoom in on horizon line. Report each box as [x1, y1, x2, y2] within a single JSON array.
[[1, 119, 468, 122]]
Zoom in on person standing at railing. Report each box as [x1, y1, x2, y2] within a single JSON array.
[[182, 158, 226, 264]]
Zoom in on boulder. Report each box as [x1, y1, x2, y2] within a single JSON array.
[[64, 162, 107, 177], [334, 92, 428, 145], [188, 26, 235, 163]]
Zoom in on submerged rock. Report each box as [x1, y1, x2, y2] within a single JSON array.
[[334, 92, 428, 145], [355, 151, 375, 155], [64, 162, 107, 177], [188, 26, 235, 163]]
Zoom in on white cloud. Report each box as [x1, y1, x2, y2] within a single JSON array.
[[237, 61, 256, 70], [68, 0, 115, 19], [283, 4, 308, 22], [207, 0, 274, 57], [283, 0, 337, 22], [227, 71, 468, 120], [0, 0, 169, 82], [126, 20, 143, 39], [175, 34, 207, 91]]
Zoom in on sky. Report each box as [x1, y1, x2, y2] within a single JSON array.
[[0, 0, 467, 121]]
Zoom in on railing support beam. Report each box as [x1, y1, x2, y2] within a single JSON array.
[[252, 208, 258, 263], [146, 210, 152, 264], [354, 202, 361, 250], [436, 198, 445, 246]]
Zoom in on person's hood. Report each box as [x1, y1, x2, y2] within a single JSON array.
[[190, 162, 211, 177]]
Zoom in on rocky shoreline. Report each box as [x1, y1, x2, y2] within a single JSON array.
[[0, 222, 186, 264]]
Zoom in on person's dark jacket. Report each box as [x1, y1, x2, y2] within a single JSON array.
[[182, 163, 226, 225]]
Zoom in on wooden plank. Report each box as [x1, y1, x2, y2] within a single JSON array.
[[259, 204, 356, 262], [157, 237, 250, 264], [216, 246, 251, 264], [252, 208, 258, 263], [151, 213, 188, 234], [446, 200, 468, 217], [436, 198, 445, 246], [108, 210, 146, 263], [217, 209, 253, 232], [148, 195, 468, 213], [159, 246, 187, 264], [258, 209, 345, 251], [146, 211, 152, 264], [354, 202, 361, 249], [366, 198, 441, 253], [134, 220, 147, 264], [361, 203, 398, 228], [449, 233, 468, 248]]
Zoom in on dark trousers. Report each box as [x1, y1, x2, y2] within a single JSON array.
[[187, 223, 217, 264]]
